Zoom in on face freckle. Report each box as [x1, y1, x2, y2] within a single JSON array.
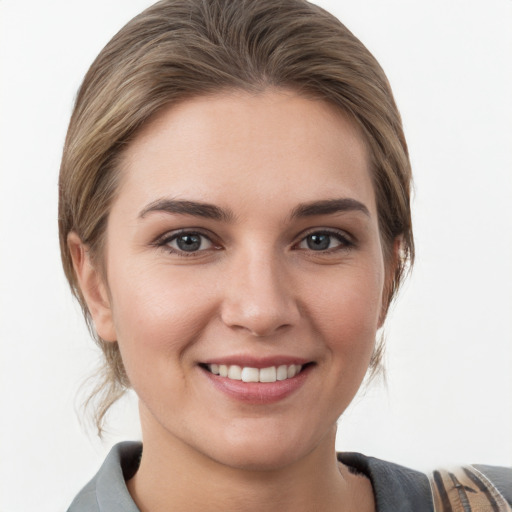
[[94, 89, 388, 470]]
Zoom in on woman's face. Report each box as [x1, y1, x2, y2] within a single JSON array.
[[85, 89, 390, 469]]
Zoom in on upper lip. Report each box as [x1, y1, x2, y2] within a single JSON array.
[[201, 355, 311, 369]]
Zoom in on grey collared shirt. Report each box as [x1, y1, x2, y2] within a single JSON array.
[[67, 442, 511, 512]]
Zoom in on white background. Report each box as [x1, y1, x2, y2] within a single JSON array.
[[1, 1, 511, 510]]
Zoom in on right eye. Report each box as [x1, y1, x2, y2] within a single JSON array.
[[157, 230, 217, 256]]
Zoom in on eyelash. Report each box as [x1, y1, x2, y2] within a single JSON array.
[[153, 228, 355, 257]]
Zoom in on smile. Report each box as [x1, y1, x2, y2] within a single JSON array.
[[200, 360, 313, 403], [206, 364, 303, 383]]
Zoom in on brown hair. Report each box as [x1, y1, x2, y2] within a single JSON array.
[[59, 0, 414, 433]]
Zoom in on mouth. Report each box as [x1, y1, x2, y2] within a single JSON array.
[[202, 363, 307, 383], [198, 357, 314, 403]]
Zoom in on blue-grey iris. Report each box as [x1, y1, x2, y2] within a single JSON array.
[[307, 234, 330, 250], [177, 234, 202, 251]]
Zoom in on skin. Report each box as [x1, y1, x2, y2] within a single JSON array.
[[69, 89, 392, 511]]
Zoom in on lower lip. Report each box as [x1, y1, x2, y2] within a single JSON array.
[[200, 365, 312, 404]]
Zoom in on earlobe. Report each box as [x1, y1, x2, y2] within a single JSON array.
[[67, 232, 117, 342]]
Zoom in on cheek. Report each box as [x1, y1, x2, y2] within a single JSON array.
[[306, 263, 385, 355], [107, 263, 216, 364]]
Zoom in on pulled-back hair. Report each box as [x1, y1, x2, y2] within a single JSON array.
[[59, 0, 414, 433]]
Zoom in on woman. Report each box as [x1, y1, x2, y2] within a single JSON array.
[[58, 0, 511, 510]]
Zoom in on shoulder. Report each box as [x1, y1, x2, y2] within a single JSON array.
[[67, 442, 142, 512], [475, 464, 512, 503], [338, 452, 433, 512], [338, 452, 512, 512]]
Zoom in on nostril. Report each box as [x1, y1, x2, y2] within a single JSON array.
[[220, 302, 298, 337]]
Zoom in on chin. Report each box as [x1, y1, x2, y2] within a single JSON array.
[[200, 422, 327, 472], [213, 444, 303, 472]]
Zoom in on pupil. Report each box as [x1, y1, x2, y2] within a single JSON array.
[[177, 234, 201, 251], [307, 234, 330, 251]]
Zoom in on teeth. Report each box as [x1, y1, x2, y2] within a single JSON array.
[[276, 365, 288, 381], [207, 364, 302, 382], [228, 365, 242, 380], [241, 367, 259, 382], [259, 366, 276, 383]]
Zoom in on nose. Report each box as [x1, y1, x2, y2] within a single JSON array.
[[220, 251, 300, 337]]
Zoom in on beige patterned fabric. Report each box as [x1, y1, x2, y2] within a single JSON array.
[[429, 465, 512, 512]]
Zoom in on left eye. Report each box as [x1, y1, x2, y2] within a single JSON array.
[[297, 232, 349, 251], [165, 232, 214, 253]]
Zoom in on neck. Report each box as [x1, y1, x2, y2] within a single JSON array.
[[127, 415, 373, 512]]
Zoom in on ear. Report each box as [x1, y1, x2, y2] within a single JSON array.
[[378, 236, 403, 328], [67, 232, 117, 342]]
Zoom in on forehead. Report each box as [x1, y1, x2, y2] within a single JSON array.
[[115, 89, 376, 219]]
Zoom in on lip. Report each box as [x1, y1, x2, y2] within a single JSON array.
[[199, 361, 313, 404]]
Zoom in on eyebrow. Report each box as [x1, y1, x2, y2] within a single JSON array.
[[139, 198, 235, 222], [290, 198, 370, 219], [138, 197, 369, 223]]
